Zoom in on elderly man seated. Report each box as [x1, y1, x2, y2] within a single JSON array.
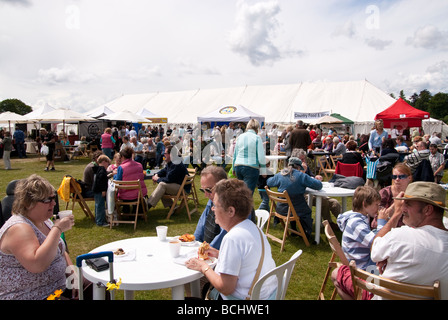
[[332, 137, 346, 156], [403, 140, 430, 174], [147, 145, 189, 210], [130, 136, 144, 164]]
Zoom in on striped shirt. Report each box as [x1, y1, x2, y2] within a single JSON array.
[[337, 210, 386, 270]]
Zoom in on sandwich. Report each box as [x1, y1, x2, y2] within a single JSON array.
[[198, 241, 210, 260]]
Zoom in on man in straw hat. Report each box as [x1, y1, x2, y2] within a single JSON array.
[[368, 181, 448, 299]]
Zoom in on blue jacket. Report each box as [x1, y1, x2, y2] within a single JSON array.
[[267, 169, 322, 215]]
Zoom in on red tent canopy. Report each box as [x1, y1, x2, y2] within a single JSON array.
[[375, 98, 430, 128]]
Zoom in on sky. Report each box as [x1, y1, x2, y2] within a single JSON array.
[[0, 0, 447, 114]]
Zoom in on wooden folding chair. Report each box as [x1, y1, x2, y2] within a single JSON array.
[[264, 187, 310, 252], [162, 175, 198, 220], [111, 180, 147, 230], [318, 156, 333, 179], [65, 178, 95, 220], [349, 260, 441, 300], [318, 220, 349, 300]]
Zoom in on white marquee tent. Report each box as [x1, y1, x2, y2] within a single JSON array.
[[98, 80, 399, 134], [197, 105, 265, 124]]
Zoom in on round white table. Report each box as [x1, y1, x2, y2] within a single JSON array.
[[81, 236, 210, 300], [306, 183, 355, 244], [266, 155, 287, 173]]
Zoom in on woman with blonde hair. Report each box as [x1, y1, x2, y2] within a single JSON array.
[[0, 174, 75, 299], [232, 119, 267, 194]]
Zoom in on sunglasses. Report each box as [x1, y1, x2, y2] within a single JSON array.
[[40, 196, 56, 204], [199, 187, 214, 194], [392, 174, 409, 180]]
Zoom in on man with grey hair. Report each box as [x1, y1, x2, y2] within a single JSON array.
[[332, 137, 346, 155], [368, 182, 448, 300]]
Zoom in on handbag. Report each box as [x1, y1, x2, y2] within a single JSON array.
[[205, 228, 265, 300]]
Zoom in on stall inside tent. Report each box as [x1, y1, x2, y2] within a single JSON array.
[[197, 105, 265, 128]]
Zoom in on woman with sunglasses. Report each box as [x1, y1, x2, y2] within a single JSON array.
[[371, 163, 412, 229], [0, 174, 75, 299]]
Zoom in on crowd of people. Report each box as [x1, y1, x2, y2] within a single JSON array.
[[0, 118, 447, 301]]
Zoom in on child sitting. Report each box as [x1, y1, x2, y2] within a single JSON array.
[[331, 186, 387, 300]]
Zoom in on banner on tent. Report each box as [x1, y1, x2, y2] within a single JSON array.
[[294, 111, 330, 121]]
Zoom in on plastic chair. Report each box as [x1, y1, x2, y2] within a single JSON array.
[[255, 209, 270, 230], [162, 174, 198, 220], [349, 260, 441, 300], [265, 187, 310, 251], [111, 180, 147, 230], [335, 162, 363, 178], [318, 220, 349, 300], [250, 249, 303, 300]]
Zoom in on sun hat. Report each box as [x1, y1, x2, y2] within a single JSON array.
[[393, 181, 448, 211]]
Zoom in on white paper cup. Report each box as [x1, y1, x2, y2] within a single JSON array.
[[169, 240, 181, 258], [58, 210, 73, 219], [156, 226, 168, 241]]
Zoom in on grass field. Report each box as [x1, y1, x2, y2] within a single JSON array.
[[1, 154, 446, 300]]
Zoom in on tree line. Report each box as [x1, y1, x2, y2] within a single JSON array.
[[392, 90, 448, 124]]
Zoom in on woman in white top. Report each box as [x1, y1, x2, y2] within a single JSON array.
[[186, 178, 277, 300]]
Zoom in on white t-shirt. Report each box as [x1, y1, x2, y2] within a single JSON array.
[[371, 225, 448, 300], [215, 219, 277, 300]]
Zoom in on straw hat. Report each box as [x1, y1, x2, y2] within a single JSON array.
[[394, 182, 448, 211]]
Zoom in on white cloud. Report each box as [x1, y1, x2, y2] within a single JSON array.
[[387, 60, 448, 96], [228, 1, 282, 66], [406, 25, 448, 50], [37, 65, 96, 85], [332, 20, 357, 39], [364, 37, 392, 51]]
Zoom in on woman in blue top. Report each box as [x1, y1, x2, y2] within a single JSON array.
[[368, 119, 388, 155], [232, 119, 267, 193], [267, 157, 322, 241]]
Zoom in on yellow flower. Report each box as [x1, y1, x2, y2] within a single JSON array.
[[47, 289, 64, 300], [106, 278, 122, 291]]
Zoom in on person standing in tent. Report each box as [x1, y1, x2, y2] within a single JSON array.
[[368, 119, 388, 155]]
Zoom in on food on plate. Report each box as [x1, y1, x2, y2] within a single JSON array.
[[179, 233, 195, 242], [114, 248, 125, 255], [198, 241, 210, 260]]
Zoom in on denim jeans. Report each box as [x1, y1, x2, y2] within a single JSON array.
[[94, 192, 107, 226], [257, 190, 270, 211], [234, 165, 259, 194]]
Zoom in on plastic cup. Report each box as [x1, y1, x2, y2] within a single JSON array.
[[169, 240, 181, 258], [156, 226, 168, 241], [58, 210, 73, 219]]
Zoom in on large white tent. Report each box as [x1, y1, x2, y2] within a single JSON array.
[[198, 105, 265, 124], [99, 80, 397, 134]]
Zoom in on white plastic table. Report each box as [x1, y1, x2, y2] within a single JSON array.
[[306, 183, 355, 244], [265, 155, 287, 173], [81, 236, 209, 300]]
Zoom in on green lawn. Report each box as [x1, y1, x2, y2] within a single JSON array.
[[1, 154, 446, 300]]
